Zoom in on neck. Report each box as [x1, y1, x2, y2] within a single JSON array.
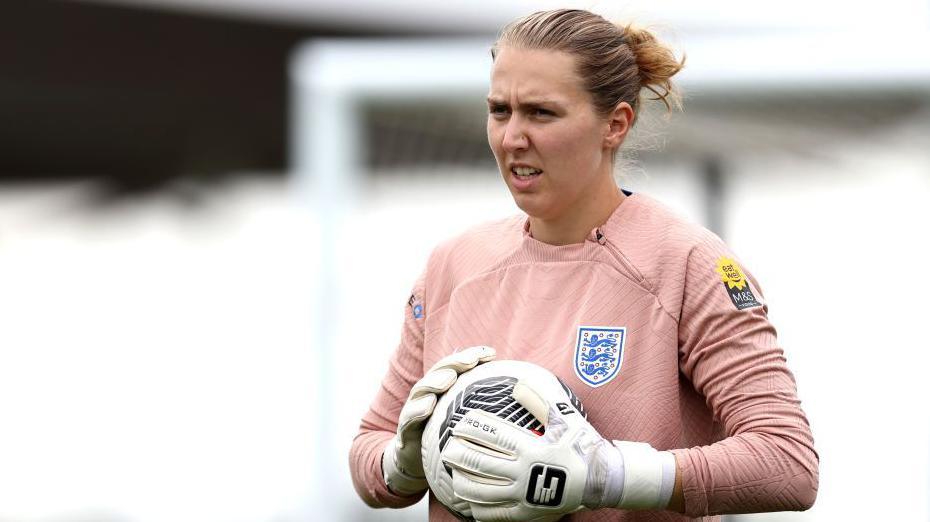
[[529, 177, 625, 246]]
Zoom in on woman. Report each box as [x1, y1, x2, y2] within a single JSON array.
[[349, 8, 818, 521]]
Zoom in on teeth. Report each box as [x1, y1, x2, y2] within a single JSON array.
[[513, 167, 541, 176]]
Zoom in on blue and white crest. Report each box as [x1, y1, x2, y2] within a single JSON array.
[[573, 326, 626, 388]]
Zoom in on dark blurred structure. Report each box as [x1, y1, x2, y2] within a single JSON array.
[[0, 0, 410, 192], [363, 100, 496, 172]]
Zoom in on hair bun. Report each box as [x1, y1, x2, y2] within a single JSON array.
[[619, 23, 686, 112]]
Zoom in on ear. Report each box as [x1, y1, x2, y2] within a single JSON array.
[[603, 101, 635, 149]]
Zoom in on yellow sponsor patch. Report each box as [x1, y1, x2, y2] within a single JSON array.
[[716, 257, 748, 291], [715, 257, 762, 310]]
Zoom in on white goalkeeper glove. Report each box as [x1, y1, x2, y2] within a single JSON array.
[[440, 381, 676, 521], [382, 345, 497, 495]]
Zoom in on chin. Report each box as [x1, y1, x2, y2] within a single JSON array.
[[511, 193, 552, 220]]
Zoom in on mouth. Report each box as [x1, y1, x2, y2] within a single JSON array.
[[510, 165, 543, 180], [508, 165, 543, 191]]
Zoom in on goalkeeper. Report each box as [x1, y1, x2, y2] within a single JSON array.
[[349, 8, 818, 521]]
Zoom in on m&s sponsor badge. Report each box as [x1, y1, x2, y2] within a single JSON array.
[[715, 257, 762, 310]]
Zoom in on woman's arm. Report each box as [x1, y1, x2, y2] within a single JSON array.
[[671, 238, 819, 516], [348, 277, 429, 508]]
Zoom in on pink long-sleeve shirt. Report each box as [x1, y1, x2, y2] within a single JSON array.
[[349, 193, 818, 521]]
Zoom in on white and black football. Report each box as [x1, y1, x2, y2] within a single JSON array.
[[420, 359, 586, 520]]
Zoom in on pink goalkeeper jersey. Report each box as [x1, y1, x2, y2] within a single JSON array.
[[349, 193, 818, 521]]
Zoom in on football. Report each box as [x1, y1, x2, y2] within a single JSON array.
[[420, 359, 586, 520]]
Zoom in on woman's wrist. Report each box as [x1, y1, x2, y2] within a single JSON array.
[[605, 442, 678, 510], [666, 453, 685, 513]]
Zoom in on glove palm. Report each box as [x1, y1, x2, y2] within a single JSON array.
[[382, 345, 496, 495], [440, 380, 675, 520]]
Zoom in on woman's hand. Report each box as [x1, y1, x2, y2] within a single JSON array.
[[440, 380, 676, 520], [381, 345, 496, 495]]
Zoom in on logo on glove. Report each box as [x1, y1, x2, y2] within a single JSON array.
[[463, 416, 498, 434], [436, 375, 544, 479], [526, 464, 567, 506]]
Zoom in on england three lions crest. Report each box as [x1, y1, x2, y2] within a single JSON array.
[[573, 326, 625, 388]]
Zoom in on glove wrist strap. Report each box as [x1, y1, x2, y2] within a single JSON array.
[[597, 442, 626, 507], [382, 438, 428, 496], [611, 441, 677, 510]]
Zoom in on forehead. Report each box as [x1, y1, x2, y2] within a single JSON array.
[[488, 47, 586, 103]]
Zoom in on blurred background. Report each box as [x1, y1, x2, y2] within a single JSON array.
[[2, 0, 929, 520]]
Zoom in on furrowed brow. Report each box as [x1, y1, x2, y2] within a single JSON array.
[[486, 97, 564, 109]]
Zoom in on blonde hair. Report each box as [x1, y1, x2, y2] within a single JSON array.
[[490, 9, 685, 123]]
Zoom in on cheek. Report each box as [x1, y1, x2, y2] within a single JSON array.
[[542, 129, 591, 170], [555, 126, 602, 165], [486, 126, 503, 159]]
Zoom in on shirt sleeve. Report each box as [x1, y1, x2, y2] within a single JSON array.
[[671, 236, 819, 516], [348, 270, 429, 508]]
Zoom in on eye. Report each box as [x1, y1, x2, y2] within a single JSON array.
[[532, 108, 554, 117], [488, 104, 509, 116]]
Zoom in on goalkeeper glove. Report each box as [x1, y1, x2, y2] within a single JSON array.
[[382, 345, 496, 495], [440, 380, 676, 520]]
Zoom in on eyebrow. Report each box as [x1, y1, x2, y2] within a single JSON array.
[[486, 97, 564, 109]]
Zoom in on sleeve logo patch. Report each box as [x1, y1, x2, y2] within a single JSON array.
[[715, 257, 762, 310], [408, 294, 424, 319]]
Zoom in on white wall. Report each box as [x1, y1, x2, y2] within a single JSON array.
[[725, 143, 930, 521], [0, 180, 321, 522]]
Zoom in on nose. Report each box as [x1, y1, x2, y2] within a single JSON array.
[[501, 115, 529, 153]]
